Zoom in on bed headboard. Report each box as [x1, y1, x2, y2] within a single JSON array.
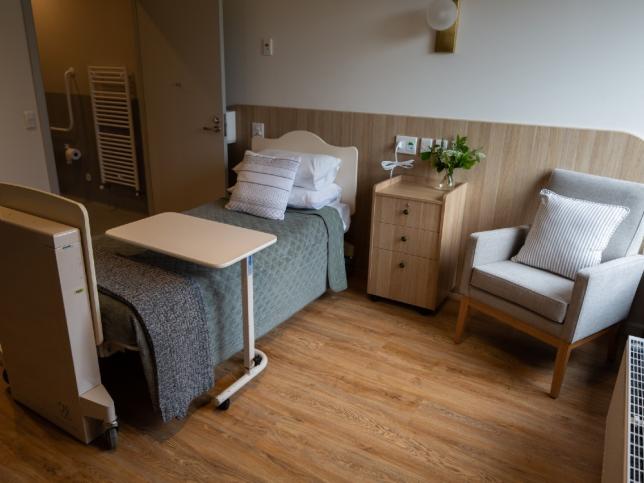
[[251, 131, 359, 214]]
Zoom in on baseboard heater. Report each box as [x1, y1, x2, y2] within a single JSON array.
[[603, 336, 644, 482]]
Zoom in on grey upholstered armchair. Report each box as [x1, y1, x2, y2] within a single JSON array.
[[456, 169, 644, 398]]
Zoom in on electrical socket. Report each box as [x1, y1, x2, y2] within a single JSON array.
[[395, 135, 418, 155], [252, 122, 265, 137], [420, 138, 434, 154]]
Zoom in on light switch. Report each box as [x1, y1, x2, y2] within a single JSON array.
[[420, 138, 434, 154], [262, 38, 274, 56], [252, 122, 265, 138], [23, 110, 37, 130]]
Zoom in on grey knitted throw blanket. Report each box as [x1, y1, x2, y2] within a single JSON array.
[[94, 248, 213, 421]]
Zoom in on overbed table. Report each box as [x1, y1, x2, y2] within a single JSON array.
[[106, 212, 277, 410]]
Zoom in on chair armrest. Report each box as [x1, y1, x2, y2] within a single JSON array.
[[459, 225, 530, 295], [564, 255, 644, 343]]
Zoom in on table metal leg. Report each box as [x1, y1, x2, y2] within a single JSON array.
[[214, 255, 268, 409]]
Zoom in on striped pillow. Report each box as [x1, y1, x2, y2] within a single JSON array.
[[226, 151, 300, 220], [512, 189, 629, 279]]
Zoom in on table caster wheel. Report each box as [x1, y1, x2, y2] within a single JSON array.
[[2, 369, 8, 385], [104, 427, 118, 450], [253, 354, 263, 367], [217, 399, 230, 411]]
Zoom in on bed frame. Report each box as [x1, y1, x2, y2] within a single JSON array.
[[252, 131, 359, 214]]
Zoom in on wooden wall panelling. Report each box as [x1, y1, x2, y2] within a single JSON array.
[[229, 105, 644, 281]]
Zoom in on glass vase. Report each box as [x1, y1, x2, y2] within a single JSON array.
[[436, 172, 455, 191]]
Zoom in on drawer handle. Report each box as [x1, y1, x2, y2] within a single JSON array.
[[400, 236, 407, 242], [402, 209, 409, 215], [399, 261, 406, 269]]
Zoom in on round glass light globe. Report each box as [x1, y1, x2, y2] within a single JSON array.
[[426, 0, 458, 31]]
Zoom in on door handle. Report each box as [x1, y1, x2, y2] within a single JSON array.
[[203, 115, 222, 133]]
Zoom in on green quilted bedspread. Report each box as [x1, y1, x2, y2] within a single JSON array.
[[94, 199, 347, 410]]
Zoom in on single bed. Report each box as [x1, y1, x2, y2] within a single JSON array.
[[95, 131, 358, 420]]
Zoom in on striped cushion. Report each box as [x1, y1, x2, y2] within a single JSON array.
[[226, 151, 300, 220], [512, 189, 629, 279]]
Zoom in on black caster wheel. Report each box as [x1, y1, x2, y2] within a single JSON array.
[[368, 294, 381, 302], [2, 369, 8, 385], [104, 427, 118, 450], [253, 354, 263, 367], [417, 308, 432, 316], [217, 399, 231, 411]]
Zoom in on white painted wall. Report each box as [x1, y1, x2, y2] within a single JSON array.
[[224, 0, 644, 139], [0, 0, 56, 191]]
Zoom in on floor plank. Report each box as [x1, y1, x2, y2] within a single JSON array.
[[0, 289, 614, 482]]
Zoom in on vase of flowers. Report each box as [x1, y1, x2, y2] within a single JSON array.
[[421, 135, 486, 190]]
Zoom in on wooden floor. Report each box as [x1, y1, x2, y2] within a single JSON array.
[[0, 289, 615, 482]]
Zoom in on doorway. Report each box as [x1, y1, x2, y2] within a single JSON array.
[[27, 0, 227, 232]]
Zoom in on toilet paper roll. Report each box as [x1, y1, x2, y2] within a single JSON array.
[[65, 146, 82, 164]]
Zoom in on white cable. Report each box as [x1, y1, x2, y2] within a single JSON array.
[[381, 141, 415, 178]]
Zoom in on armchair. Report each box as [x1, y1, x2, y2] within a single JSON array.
[[456, 169, 644, 398]]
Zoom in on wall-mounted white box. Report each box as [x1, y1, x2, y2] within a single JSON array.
[[225, 111, 237, 144]]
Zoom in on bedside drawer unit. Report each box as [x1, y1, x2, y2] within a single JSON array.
[[372, 223, 438, 259], [374, 195, 441, 231], [367, 175, 468, 311], [368, 249, 437, 308]]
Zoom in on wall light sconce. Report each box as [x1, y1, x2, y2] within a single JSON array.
[[426, 0, 460, 53]]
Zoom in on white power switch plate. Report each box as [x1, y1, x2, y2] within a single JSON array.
[[23, 110, 37, 130], [395, 135, 418, 155], [420, 138, 434, 154], [252, 122, 265, 138], [262, 38, 274, 56]]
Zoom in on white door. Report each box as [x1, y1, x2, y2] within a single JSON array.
[[135, 0, 226, 213]]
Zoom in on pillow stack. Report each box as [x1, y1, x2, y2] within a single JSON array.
[[228, 149, 343, 219]]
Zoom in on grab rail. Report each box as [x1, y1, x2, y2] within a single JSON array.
[[50, 67, 75, 133]]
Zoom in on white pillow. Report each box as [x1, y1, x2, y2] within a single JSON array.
[[228, 182, 341, 210], [226, 151, 300, 220], [258, 149, 341, 191], [512, 189, 629, 279], [289, 184, 341, 209]]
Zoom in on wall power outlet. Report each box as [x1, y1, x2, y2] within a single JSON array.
[[395, 135, 418, 155]]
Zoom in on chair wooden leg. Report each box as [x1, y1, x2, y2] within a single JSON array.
[[454, 297, 470, 344], [550, 343, 572, 398]]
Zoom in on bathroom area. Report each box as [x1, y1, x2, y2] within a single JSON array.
[[31, 0, 148, 231]]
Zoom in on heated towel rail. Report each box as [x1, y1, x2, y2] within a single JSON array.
[[88, 66, 140, 194]]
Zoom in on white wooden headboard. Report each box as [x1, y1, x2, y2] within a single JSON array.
[[251, 131, 359, 214]]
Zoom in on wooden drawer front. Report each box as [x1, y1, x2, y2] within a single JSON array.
[[375, 195, 441, 231], [372, 223, 438, 259], [368, 248, 438, 309]]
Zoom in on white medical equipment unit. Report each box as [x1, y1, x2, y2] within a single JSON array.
[[0, 183, 118, 449]]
